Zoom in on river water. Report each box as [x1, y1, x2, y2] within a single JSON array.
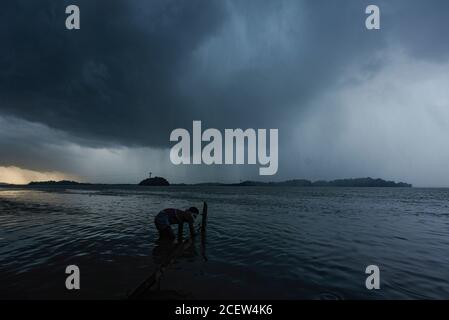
[[1, 186, 448, 299]]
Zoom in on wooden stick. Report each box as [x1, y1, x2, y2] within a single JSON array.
[[201, 201, 208, 234]]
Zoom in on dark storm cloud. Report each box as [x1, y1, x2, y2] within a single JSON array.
[[2, 0, 449, 184], [0, 0, 227, 147], [0, 116, 74, 172], [1, 0, 449, 148], [385, 0, 449, 62]]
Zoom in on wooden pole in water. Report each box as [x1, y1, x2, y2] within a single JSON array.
[[201, 201, 208, 234]]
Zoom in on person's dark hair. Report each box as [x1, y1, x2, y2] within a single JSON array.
[[188, 207, 199, 215]]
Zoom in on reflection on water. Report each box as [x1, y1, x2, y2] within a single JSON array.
[[1, 186, 449, 299]]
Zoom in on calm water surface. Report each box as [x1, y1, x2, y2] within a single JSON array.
[[1, 186, 449, 299]]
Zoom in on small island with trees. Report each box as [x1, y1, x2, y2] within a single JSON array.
[[138, 176, 170, 186]]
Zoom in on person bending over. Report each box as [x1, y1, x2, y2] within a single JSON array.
[[154, 207, 199, 241]]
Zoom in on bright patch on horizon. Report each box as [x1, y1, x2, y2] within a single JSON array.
[[0, 166, 77, 185]]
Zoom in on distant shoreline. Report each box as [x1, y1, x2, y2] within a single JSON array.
[[173, 177, 412, 188], [1, 177, 412, 188]]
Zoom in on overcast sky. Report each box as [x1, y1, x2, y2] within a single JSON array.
[[1, 0, 449, 186]]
